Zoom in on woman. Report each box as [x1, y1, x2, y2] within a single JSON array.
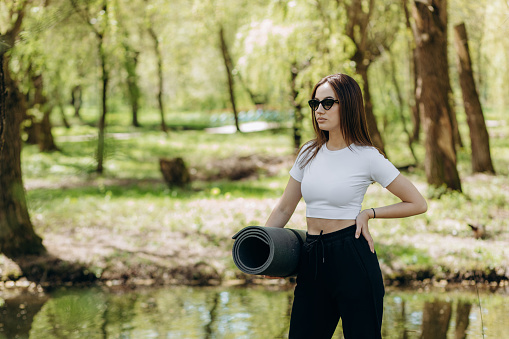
[[264, 73, 427, 338]]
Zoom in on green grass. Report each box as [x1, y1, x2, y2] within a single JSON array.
[[29, 105, 296, 183], [12, 105, 509, 284]]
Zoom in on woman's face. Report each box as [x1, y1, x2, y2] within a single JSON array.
[[314, 82, 340, 133]]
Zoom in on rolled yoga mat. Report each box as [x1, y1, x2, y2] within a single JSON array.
[[232, 226, 307, 277]]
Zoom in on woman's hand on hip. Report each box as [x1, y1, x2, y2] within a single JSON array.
[[355, 210, 375, 253]]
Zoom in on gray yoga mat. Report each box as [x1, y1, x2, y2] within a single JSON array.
[[232, 226, 307, 277]]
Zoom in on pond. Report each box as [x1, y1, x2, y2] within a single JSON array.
[[1, 284, 508, 338]]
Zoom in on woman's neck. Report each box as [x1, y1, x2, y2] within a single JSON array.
[[326, 132, 348, 151]]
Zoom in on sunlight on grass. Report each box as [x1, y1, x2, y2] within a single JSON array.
[[19, 105, 509, 283]]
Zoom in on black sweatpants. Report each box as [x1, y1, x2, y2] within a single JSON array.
[[289, 225, 384, 339]]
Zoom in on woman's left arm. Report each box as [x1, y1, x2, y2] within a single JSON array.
[[355, 174, 428, 252]]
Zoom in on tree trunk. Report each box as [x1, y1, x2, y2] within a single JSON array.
[[435, 0, 463, 150], [0, 55, 4, 151], [52, 68, 70, 129], [412, 77, 421, 142], [411, 0, 462, 191], [159, 157, 191, 188], [290, 63, 303, 152], [204, 292, 220, 338], [453, 22, 495, 174], [357, 63, 385, 154], [39, 109, 58, 152], [405, 0, 461, 148], [24, 74, 41, 145], [236, 71, 267, 106], [96, 35, 108, 174], [400, 300, 409, 339], [123, 43, 141, 127], [289, 58, 312, 152], [448, 88, 463, 149], [388, 52, 418, 164], [0, 1, 97, 285], [30, 74, 58, 152], [401, 0, 421, 143], [0, 55, 46, 258], [148, 27, 167, 133], [23, 115, 40, 145], [219, 25, 240, 133], [420, 300, 452, 339], [71, 85, 82, 119], [339, 0, 385, 154], [454, 300, 472, 339], [58, 102, 71, 129]]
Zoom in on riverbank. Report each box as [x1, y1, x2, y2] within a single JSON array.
[[2, 108, 508, 291], [1, 171, 508, 291]]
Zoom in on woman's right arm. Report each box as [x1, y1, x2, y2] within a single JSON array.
[[264, 177, 302, 228]]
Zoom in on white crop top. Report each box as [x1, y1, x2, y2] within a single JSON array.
[[289, 143, 400, 220]]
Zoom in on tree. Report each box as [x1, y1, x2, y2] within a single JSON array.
[[0, 2, 98, 285], [411, 0, 462, 192], [29, 73, 59, 152], [122, 38, 141, 128], [420, 300, 452, 339], [453, 22, 495, 174], [70, 0, 111, 174], [71, 85, 83, 118], [192, 0, 270, 131], [51, 64, 71, 129], [454, 300, 472, 339], [401, 0, 421, 143], [234, 1, 350, 150], [405, 2, 464, 152], [335, 0, 398, 154], [0, 3, 46, 258], [219, 24, 241, 133], [115, 0, 144, 128], [8, 0, 69, 152], [145, 4, 168, 133], [290, 59, 312, 151], [449, 0, 489, 103], [386, 50, 419, 164]]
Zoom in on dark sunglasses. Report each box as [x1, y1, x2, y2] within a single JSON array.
[[308, 98, 339, 111]]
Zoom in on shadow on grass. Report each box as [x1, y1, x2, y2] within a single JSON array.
[[193, 180, 281, 198], [26, 179, 169, 199], [26, 177, 281, 202]]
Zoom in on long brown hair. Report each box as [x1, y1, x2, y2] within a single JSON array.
[[298, 73, 374, 167]]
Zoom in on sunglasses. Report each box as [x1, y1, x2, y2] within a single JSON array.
[[308, 98, 339, 111]]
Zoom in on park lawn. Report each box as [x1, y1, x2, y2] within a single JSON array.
[[1, 107, 508, 287]]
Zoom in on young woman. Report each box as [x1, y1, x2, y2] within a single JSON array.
[[264, 73, 427, 338]]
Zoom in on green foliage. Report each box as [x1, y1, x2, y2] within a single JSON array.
[[30, 291, 107, 338], [3, 0, 507, 130], [16, 102, 509, 288], [377, 243, 432, 268], [3, 0, 509, 288]]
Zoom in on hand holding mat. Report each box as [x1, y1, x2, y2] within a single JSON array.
[[232, 226, 307, 278]]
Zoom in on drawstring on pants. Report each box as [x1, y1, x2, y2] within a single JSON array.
[[303, 230, 325, 280]]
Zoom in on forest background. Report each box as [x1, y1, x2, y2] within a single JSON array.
[[0, 0, 508, 289]]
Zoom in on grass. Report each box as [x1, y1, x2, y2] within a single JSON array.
[[3, 104, 508, 286]]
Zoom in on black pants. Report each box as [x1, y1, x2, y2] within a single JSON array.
[[289, 225, 384, 339]]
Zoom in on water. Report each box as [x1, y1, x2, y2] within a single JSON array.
[[1, 285, 508, 338]]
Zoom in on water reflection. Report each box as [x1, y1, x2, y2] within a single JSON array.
[[1, 286, 508, 338], [0, 293, 48, 339]]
